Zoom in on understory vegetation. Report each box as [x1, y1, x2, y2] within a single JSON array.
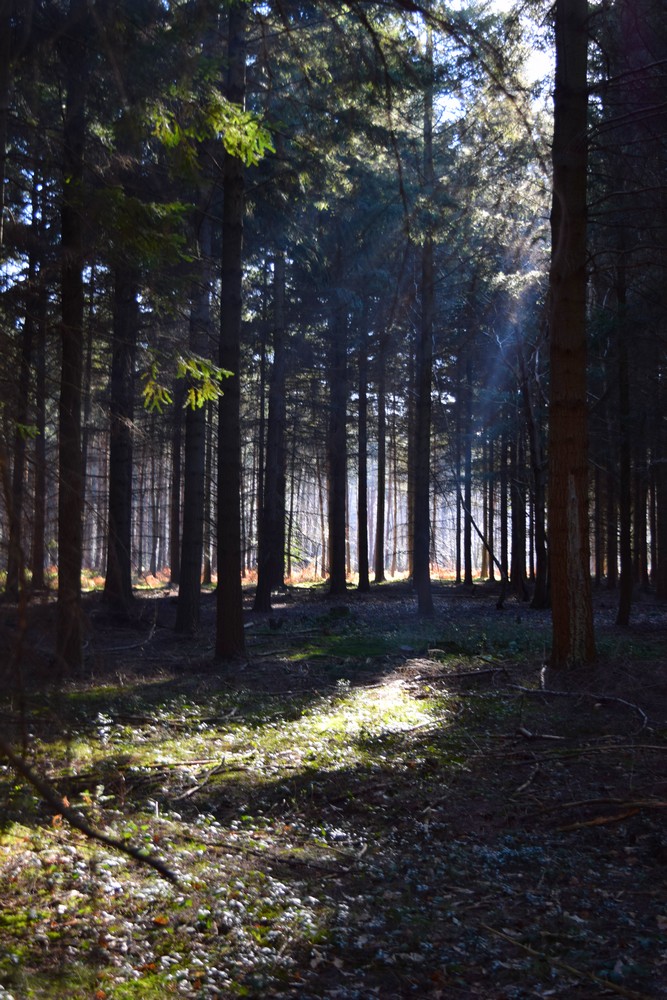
[[1, 583, 666, 999]]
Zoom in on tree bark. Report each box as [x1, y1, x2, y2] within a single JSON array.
[[547, 0, 596, 668], [215, 1, 247, 659], [357, 302, 370, 592], [56, 0, 87, 674], [103, 266, 138, 612], [327, 289, 348, 596], [176, 212, 214, 633], [413, 20, 435, 615], [374, 333, 387, 583]]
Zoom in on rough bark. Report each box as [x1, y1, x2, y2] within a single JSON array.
[[374, 334, 387, 584], [413, 21, 434, 615], [357, 304, 370, 592], [56, 0, 87, 674], [104, 266, 138, 612], [176, 213, 214, 633], [215, 1, 247, 659], [327, 293, 348, 596], [254, 250, 288, 611], [547, 0, 596, 668]]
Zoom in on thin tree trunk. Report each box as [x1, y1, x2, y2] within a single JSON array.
[[374, 333, 387, 583], [413, 20, 434, 615], [31, 268, 47, 591], [510, 430, 530, 601], [254, 250, 288, 611], [169, 395, 183, 585], [176, 211, 213, 632], [57, 1, 87, 674], [487, 436, 495, 582], [357, 303, 370, 592], [216, 1, 247, 659], [327, 294, 348, 596], [5, 219, 37, 600], [103, 266, 137, 611], [463, 358, 473, 587]]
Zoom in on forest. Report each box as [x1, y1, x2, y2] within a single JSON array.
[[1, 1, 667, 998]]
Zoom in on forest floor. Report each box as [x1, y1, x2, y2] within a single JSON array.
[[1, 580, 666, 1000]]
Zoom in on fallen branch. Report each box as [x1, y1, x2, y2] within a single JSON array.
[[480, 922, 655, 1000], [529, 796, 667, 817], [510, 685, 649, 729], [171, 761, 226, 801], [557, 808, 641, 832], [0, 736, 180, 886], [510, 762, 540, 797]]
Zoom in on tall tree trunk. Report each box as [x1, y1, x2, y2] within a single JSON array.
[[0, 0, 11, 251], [374, 334, 387, 584], [57, 1, 87, 673], [615, 252, 633, 627], [254, 250, 288, 611], [547, 0, 595, 668], [413, 20, 434, 615], [510, 430, 530, 601], [519, 353, 549, 608], [357, 303, 370, 592], [215, 1, 247, 659], [327, 290, 348, 596], [104, 266, 137, 611], [31, 267, 47, 591], [177, 213, 214, 632], [5, 208, 37, 600], [462, 357, 473, 587], [487, 436, 495, 582], [169, 396, 183, 586], [605, 454, 618, 588]]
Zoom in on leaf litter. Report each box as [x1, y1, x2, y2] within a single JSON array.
[[1, 582, 666, 998]]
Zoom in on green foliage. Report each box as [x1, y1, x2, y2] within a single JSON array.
[[151, 87, 274, 171], [176, 354, 233, 409], [141, 360, 173, 413], [142, 354, 232, 413]]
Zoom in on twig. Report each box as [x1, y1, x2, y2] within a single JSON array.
[[480, 922, 655, 1000], [171, 761, 226, 801], [510, 685, 649, 729], [440, 668, 508, 680], [557, 808, 641, 832], [0, 736, 180, 886], [528, 797, 667, 817], [402, 715, 453, 732], [510, 762, 540, 797]]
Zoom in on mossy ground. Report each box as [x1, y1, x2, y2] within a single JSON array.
[[1, 582, 666, 998]]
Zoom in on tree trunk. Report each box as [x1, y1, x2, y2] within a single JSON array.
[[31, 268, 47, 591], [374, 334, 387, 583], [215, 1, 247, 660], [57, 1, 87, 674], [413, 21, 435, 615], [547, 0, 596, 668], [104, 266, 137, 612], [327, 291, 348, 596], [176, 212, 214, 633], [616, 252, 633, 626], [357, 303, 370, 592], [5, 218, 36, 600], [462, 358, 473, 588], [254, 250, 288, 611], [510, 431, 530, 601], [169, 396, 183, 586]]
